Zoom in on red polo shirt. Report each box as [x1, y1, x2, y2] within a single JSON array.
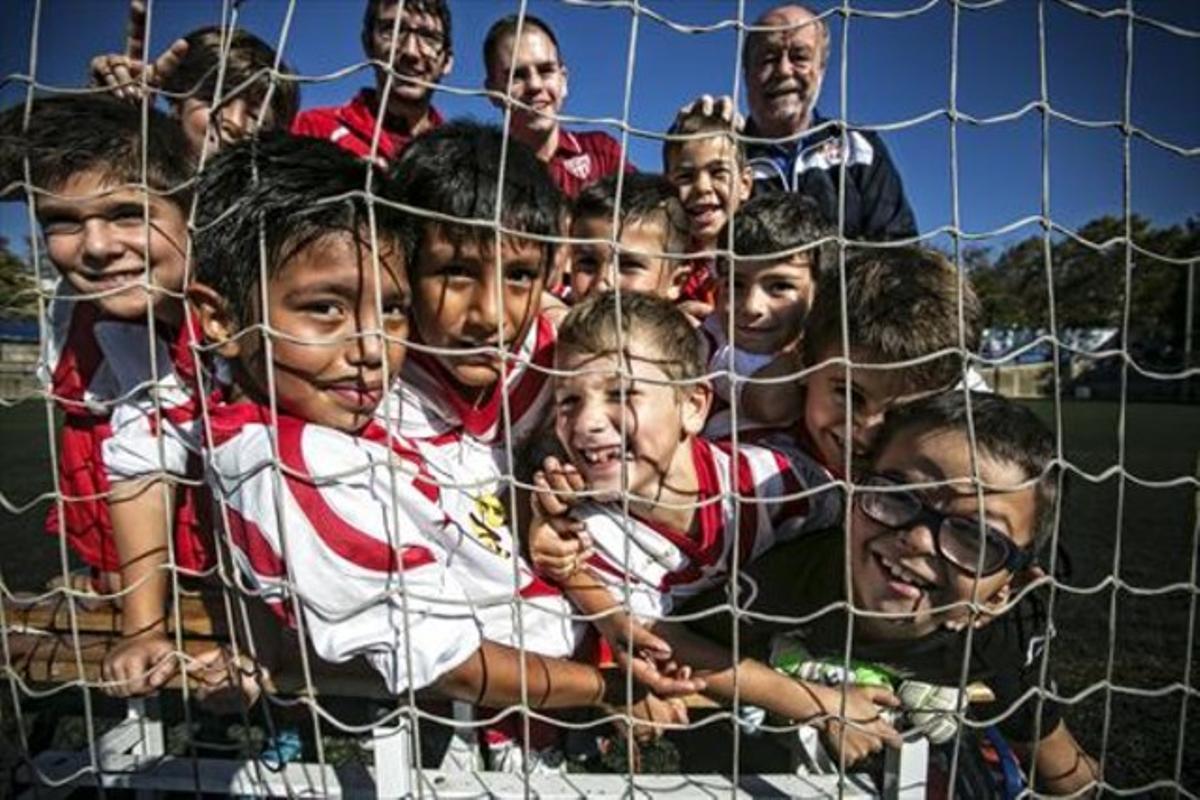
[[547, 129, 634, 198], [291, 89, 442, 167]]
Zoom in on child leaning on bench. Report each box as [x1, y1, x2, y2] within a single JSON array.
[[0, 95, 216, 699], [185, 132, 702, 722]]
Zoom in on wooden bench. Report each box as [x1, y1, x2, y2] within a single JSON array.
[[3, 591, 928, 798]]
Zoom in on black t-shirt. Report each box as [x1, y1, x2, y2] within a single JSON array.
[[683, 528, 1062, 744]]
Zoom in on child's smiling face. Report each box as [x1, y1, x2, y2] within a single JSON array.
[[849, 425, 1038, 640], [569, 216, 684, 303], [553, 341, 708, 501], [667, 134, 751, 246], [715, 254, 814, 355], [234, 231, 410, 432], [37, 169, 188, 324]]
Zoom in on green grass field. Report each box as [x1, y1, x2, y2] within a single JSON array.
[[2, 398, 1197, 792]]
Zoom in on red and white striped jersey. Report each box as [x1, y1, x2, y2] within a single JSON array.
[[43, 292, 200, 480], [42, 291, 214, 573], [574, 437, 841, 621], [383, 314, 556, 457], [206, 401, 483, 693], [408, 430, 584, 659]]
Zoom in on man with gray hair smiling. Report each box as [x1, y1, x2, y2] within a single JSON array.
[[695, 3, 917, 242]]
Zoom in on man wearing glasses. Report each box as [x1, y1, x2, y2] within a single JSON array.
[[483, 14, 632, 198], [292, 0, 452, 166]]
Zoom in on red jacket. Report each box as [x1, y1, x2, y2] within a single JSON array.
[[291, 89, 443, 167]]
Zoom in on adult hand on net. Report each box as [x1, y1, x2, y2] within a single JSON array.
[[529, 457, 593, 581], [675, 94, 745, 131], [812, 683, 903, 766], [101, 630, 177, 698]]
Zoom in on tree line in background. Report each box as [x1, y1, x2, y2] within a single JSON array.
[[967, 215, 1199, 371], [1, 217, 1197, 369]]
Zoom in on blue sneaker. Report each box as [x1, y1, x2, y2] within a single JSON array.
[[259, 727, 304, 770]]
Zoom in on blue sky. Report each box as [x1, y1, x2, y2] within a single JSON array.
[[2, 0, 1197, 256]]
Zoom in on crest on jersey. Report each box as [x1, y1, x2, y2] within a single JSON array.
[[469, 492, 510, 559], [562, 153, 592, 179]]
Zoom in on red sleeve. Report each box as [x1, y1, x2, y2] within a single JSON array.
[[290, 107, 335, 138]]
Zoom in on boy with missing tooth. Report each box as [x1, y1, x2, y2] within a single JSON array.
[[685, 392, 1098, 795], [188, 133, 694, 715], [531, 291, 902, 764]]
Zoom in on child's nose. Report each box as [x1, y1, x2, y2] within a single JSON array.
[[896, 521, 938, 556], [465, 282, 500, 334], [851, 408, 886, 454], [81, 219, 123, 265]]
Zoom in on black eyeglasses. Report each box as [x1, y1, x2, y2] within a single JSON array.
[[373, 22, 445, 55], [855, 474, 1034, 577]]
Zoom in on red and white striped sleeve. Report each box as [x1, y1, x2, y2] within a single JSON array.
[[211, 415, 482, 694]]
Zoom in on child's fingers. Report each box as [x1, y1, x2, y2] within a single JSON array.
[[862, 687, 901, 708], [148, 38, 189, 86], [534, 471, 574, 517], [123, 0, 148, 59]]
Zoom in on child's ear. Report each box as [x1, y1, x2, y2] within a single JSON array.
[[736, 163, 753, 204], [680, 381, 713, 437], [560, 63, 569, 102], [187, 282, 243, 359], [439, 52, 455, 80], [666, 259, 692, 302], [982, 581, 1013, 616]]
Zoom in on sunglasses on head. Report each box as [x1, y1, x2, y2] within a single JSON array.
[[855, 473, 1034, 578]]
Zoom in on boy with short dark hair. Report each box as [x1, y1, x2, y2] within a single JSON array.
[[0, 95, 212, 696], [743, 246, 982, 477], [568, 173, 691, 302], [686, 391, 1098, 794], [662, 106, 753, 309], [188, 132, 696, 714], [383, 120, 597, 769], [530, 291, 901, 764], [700, 192, 835, 438]]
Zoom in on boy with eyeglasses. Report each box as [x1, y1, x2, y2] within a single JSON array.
[[292, 0, 452, 165], [685, 391, 1099, 795]]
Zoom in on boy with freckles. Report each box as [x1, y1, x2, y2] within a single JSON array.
[[683, 392, 1099, 794], [187, 133, 699, 720]]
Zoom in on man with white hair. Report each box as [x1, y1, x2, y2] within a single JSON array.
[[741, 4, 916, 241]]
